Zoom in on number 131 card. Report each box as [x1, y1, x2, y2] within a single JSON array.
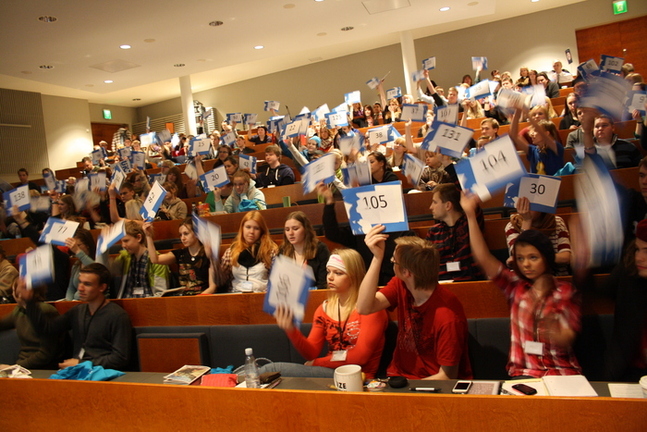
[[340, 181, 408, 235]]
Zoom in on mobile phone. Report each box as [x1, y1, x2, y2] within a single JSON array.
[[452, 380, 472, 394], [512, 383, 537, 395]]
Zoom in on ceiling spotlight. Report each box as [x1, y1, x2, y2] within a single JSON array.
[[341, 26, 354, 31], [120, 44, 131, 49], [439, 7, 450, 12], [174, 63, 185, 67], [254, 45, 264, 50], [209, 20, 224, 26], [39, 65, 54, 69], [132, 98, 141, 101], [104, 80, 113, 84], [531, 0, 539, 2], [314, 0, 324, 2], [38, 16, 57, 23]]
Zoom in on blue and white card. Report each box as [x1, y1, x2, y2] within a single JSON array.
[[471, 56, 488, 70], [148, 173, 166, 186], [301, 153, 336, 194], [497, 89, 528, 111], [627, 91, 647, 115], [117, 147, 132, 161], [118, 158, 132, 173], [344, 90, 361, 105], [221, 131, 237, 147], [341, 181, 408, 235], [226, 113, 243, 123], [284, 118, 309, 138], [422, 57, 436, 71], [331, 103, 348, 114], [434, 104, 459, 125], [96, 219, 126, 255], [325, 111, 349, 128], [400, 103, 428, 122], [39, 217, 80, 246], [503, 174, 561, 214], [140, 182, 167, 222], [140, 132, 156, 147], [577, 59, 599, 82], [238, 154, 257, 175], [421, 120, 473, 158], [387, 124, 402, 142], [157, 129, 172, 144], [367, 126, 390, 145], [412, 69, 426, 82], [244, 113, 258, 126], [171, 133, 180, 147], [88, 171, 107, 191], [455, 135, 526, 201], [403, 154, 425, 187], [263, 255, 313, 324], [342, 160, 372, 187], [339, 131, 365, 156], [312, 104, 330, 122], [199, 166, 230, 192], [111, 167, 126, 190], [3, 185, 30, 212], [192, 214, 222, 261], [529, 84, 547, 108], [600, 55, 624, 74], [43, 171, 57, 191], [466, 80, 491, 100], [131, 151, 146, 170], [55, 180, 67, 194], [91, 149, 103, 165], [19, 245, 54, 290], [386, 87, 402, 100], [189, 137, 211, 156], [366, 77, 380, 90], [264, 100, 280, 112], [580, 71, 628, 120]]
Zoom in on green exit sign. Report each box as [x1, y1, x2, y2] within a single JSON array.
[[102, 109, 112, 120], [613, 0, 627, 15]]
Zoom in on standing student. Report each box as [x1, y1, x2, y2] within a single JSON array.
[[357, 226, 472, 380], [462, 193, 582, 378], [259, 249, 388, 378]]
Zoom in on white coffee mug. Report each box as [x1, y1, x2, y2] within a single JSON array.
[[333, 364, 363, 392], [639, 375, 647, 398]]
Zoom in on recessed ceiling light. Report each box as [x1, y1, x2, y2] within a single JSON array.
[[120, 44, 131, 49], [144, 39, 156, 43], [38, 16, 57, 23], [174, 63, 185, 67], [104, 80, 113, 84], [531, 0, 539, 2], [439, 7, 450, 12], [254, 45, 264, 50], [209, 20, 223, 26], [132, 98, 141, 101], [39, 65, 53, 69], [314, 0, 324, 2], [341, 26, 354, 31]]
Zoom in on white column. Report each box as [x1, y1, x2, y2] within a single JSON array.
[[179, 75, 197, 135], [399, 31, 417, 97]]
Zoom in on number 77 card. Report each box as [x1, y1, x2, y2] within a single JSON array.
[[340, 181, 408, 235]]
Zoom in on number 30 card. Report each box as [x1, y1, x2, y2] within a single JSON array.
[[340, 181, 408, 235], [503, 174, 562, 214]]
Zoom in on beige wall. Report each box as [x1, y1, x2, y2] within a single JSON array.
[[88, 103, 137, 126], [41, 95, 93, 171], [136, 0, 647, 124]]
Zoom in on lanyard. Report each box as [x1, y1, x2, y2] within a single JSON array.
[[335, 301, 350, 350]]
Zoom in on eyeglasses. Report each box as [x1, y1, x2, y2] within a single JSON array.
[[390, 257, 400, 266]]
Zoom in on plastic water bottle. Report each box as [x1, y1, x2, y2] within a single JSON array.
[[244, 348, 260, 388]]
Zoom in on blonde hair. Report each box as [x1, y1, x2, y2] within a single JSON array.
[[326, 249, 366, 320]]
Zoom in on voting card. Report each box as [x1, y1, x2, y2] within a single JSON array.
[[341, 181, 408, 235], [263, 255, 313, 325], [301, 153, 336, 194], [140, 181, 167, 222]]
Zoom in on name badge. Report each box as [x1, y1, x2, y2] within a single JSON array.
[[524, 340, 544, 356], [133, 287, 144, 296], [446, 261, 461, 272], [240, 281, 254, 292], [331, 350, 348, 361], [77, 348, 85, 360]]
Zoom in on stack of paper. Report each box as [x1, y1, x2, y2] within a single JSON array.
[[542, 375, 598, 397], [0, 365, 32, 379], [163, 365, 210, 385]]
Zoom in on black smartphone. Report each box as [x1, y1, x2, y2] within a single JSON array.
[[512, 383, 537, 395]]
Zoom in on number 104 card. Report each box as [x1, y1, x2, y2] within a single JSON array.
[[340, 181, 408, 235]]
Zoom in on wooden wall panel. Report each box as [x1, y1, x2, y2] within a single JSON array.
[[137, 336, 204, 372], [91, 122, 126, 148]]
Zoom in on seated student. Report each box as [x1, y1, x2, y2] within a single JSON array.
[[64, 228, 97, 301], [0, 280, 63, 370], [505, 197, 572, 276], [260, 249, 388, 378], [387, 138, 407, 170], [418, 151, 451, 191], [18, 263, 132, 370], [578, 109, 641, 169], [144, 218, 219, 295], [318, 125, 336, 152], [515, 67, 531, 88], [357, 227, 472, 380], [17, 168, 42, 193], [224, 170, 266, 213], [247, 125, 272, 145], [468, 118, 500, 157], [221, 211, 278, 293], [128, 171, 151, 200], [98, 220, 169, 299], [548, 60, 574, 86], [426, 184, 485, 281], [0, 244, 18, 302], [252, 145, 295, 187], [368, 151, 398, 184], [463, 193, 582, 378], [108, 182, 143, 222], [234, 135, 255, 155], [510, 108, 564, 175], [213, 144, 233, 168], [155, 181, 187, 221], [376, 82, 402, 124], [560, 93, 580, 131], [537, 72, 560, 99], [279, 211, 330, 290]]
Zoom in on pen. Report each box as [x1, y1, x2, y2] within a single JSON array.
[[410, 387, 441, 392]]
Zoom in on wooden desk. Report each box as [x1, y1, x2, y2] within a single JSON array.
[[1, 376, 644, 431]]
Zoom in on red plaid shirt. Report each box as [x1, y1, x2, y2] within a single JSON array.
[[492, 267, 582, 378]]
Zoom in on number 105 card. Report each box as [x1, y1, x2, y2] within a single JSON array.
[[341, 181, 408, 235]]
